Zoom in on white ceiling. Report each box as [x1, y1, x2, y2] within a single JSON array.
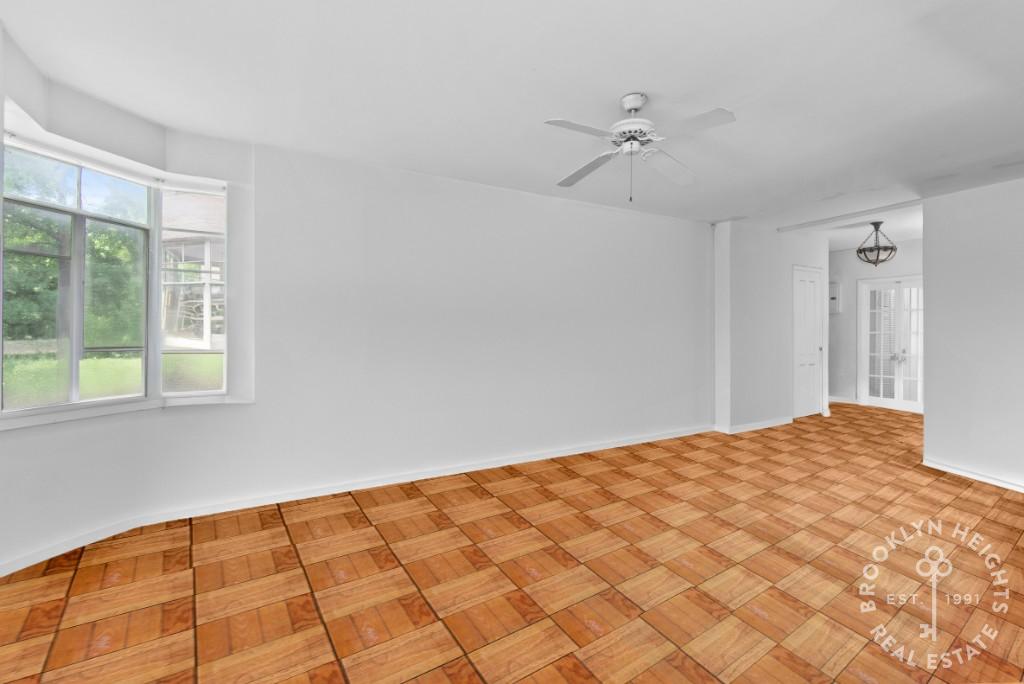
[[2, 0, 1024, 222]]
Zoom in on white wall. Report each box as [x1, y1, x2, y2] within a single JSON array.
[[0, 141, 714, 573], [726, 223, 829, 430], [923, 179, 1024, 489], [828, 239, 923, 401]]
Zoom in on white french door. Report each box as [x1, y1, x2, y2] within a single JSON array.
[[858, 277, 923, 412]]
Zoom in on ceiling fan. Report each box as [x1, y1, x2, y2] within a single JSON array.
[[545, 92, 735, 198]]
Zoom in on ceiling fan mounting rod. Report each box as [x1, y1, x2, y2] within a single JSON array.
[[621, 92, 648, 115]]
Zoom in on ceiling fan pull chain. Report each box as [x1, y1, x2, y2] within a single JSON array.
[[629, 150, 633, 202]]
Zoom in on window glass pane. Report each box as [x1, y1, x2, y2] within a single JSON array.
[[84, 220, 147, 349], [162, 352, 223, 392], [2, 250, 72, 410], [81, 168, 148, 223], [162, 190, 225, 233], [3, 147, 78, 208], [2, 202, 72, 256], [162, 230, 224, 281], [79, 350, 143, 400]]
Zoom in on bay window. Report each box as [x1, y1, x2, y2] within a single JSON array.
[[1, 144, 227, 416]]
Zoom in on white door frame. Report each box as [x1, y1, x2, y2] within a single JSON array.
[[793, 265, 829, 418], [856, 274, 924, 413]]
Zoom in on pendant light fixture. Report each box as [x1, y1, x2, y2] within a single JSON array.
[[856, 221, 897, 266]]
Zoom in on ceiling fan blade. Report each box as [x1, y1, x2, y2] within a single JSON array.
[[556, 149, 620, 187], [641, 148, 695, 186], [545, 119, 614, 138], [658, 107, 736, 138]]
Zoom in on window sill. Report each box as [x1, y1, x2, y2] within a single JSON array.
[[0, 393, 251, 432]]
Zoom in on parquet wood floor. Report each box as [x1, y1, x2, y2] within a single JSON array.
[[5, 404, 1024, 682]]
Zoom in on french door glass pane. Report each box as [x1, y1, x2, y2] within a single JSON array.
[[2, 204, 73, 410], [79, 350, 144, 400], [3, 147, 78, 208], [81, 168, 148, 224], [84, 220, 147, 349]]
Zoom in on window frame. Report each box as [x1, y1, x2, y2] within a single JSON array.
[[0, 142, 228, 427]]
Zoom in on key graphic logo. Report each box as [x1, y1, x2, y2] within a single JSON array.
[[856, 518, 1010, 671]]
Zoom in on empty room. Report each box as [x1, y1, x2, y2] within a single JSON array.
[[1, 1, 1023, 682]]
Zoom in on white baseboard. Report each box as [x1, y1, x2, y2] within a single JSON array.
[[830, 395, 857, 404], [721, 416, 794, 435], [0, 423, 714, 576], [922, 457, 1024, 495]]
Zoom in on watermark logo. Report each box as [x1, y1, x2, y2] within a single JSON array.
[[858, 518, 1009, 671]]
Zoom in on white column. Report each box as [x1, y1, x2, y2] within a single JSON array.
[[713, 221, 732, 432]]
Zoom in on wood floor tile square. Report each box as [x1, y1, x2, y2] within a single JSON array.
[[376, 511, 455, 544], [740, 546, 804, 583], [679, 515, 739, 544], [459, 512, 532, 545], [340, 621, 460, 684], [585, 545, 659, 586], [422, 566, 515, 617], [279, 494, 360, 524], [635, 529, 701, 562], [516, 654, 598, 683], [682, 615, 775, 682], [616, 566, 691, 610], [196, 593, 320, 666], [584, 501, 642, 527], [698, 565, 771, 609], [363, 496, 439, 525], [443, 589, 545, 651], [478, 528, 552, 563], [304, 546, 400, 592], [574, 618, 676, 683], [316, 567, 418, 620], [734, 586, 815, 641], [326, 592, 436, 658], [732, 645, 830, 684], [834, 641, 930, 684], [775, 564, 847, 609], [391, 527, 472, 564], [196, 567, 309, 625], [79, 527, 190, 568], [0, 633, 54, 682], [294, 526, 384, 565], [443, 497, 511, 526], [782, 613, 866, 677], [499, 546, 579, 587], [415, 475, 480, 497], [707, 529, 769, 562], [403, 546, 493, 590], [61, 569, 193, 629], [517, 500, 578, 525], [551, 588, 641, 647], [642, 587, 730, 647], [560, 528, 628, 562], [468, 618, 576, 684], [523, 565, 609, 613], [45, 630, 194, 684], [663, 545, 734, 585]]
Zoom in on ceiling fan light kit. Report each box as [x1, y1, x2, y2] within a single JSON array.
[[856, 221, 898, 266], [544, 92, 735, 200]]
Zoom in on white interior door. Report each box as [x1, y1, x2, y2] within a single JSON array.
[[794, 267, 824, 418], [858, 277, 923, 412]]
